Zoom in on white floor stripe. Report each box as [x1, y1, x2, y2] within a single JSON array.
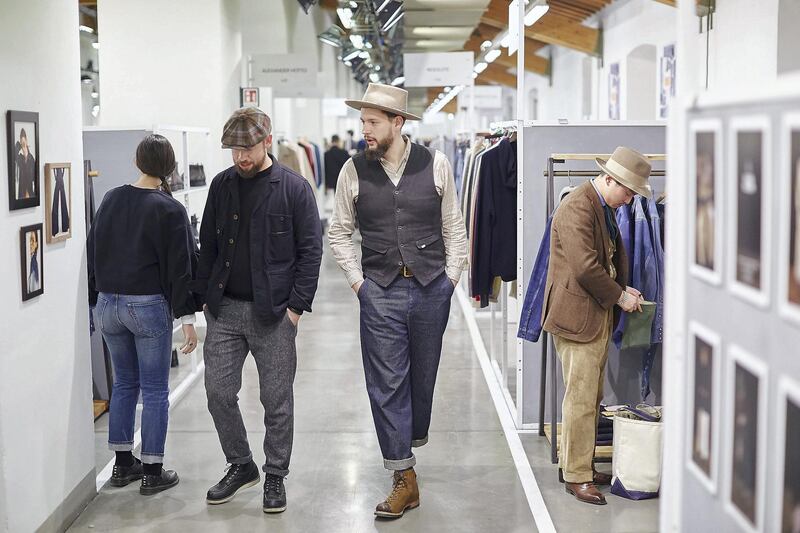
[[95, 361, 205, 493], [456, 288, 557, 533]]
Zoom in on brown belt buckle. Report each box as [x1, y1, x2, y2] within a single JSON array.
[[401, 265, 413, 278]]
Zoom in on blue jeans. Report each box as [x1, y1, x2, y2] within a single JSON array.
[[97, 292, 172, 464], [358, 272, 454, 470]]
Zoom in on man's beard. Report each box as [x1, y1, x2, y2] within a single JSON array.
[[236, 152, 267, 178], [364, 133, 394, 161]]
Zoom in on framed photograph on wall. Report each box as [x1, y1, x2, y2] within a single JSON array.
[[6, 110, 40, 210], [724, 344, 768, 533], [659, 44, 676, 119], [44, 163, 72, 243], [20, 224, 44, 301], [779, 113, 800, 327], [728, 116, 772, 308], [685, 321, 721, 494], [608, 63, 620, 120], [240, 87, 260, 108], [689, 119, 724, 285], [774, 376, 800, 533]]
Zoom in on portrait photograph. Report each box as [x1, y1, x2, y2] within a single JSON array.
[[241, 87, 259, 108], [686, 322, 720, 493], [725, 345, 767, 532], [44, 163, 72, 243], [659, 44, 676, 119], [20, 224, 44, 301], [776, 378, 800, 533], [608, 63, 620, 120], [690, 120, 723, 285], [729, 117, 771, 308], [781, 118, 800, 325], [6, 110, 40, 210]]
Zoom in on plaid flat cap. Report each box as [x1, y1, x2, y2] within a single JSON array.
[[221, 107, 271, 149]]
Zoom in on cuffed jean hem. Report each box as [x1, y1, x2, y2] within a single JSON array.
[[227, 453, 254, 466], [263, 466, 290, 478], [411, 436, 429, 448], [108, 442, 134, 451], [141, 453, 165, 464], [384, 455, 416, 471]]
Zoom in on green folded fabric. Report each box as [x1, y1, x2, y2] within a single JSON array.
[[621, 301, 656, 350]]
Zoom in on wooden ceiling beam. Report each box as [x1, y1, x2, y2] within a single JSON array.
[[477, 64, 517, 88], [481, 12, 600, 56], [493, 52, 549, 76]]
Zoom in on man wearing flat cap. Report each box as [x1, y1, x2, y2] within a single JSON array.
[[328, 83, 468, 518], [195, 107, 322, 513], [541, 146, 651, 506]]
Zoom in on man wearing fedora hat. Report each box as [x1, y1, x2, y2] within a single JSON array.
[[541, 146, 651, 505], [328, 83, 468, 518], [195, 107, 322, 512]]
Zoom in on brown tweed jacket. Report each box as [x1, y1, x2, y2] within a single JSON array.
[[541, 181, 628, 343]]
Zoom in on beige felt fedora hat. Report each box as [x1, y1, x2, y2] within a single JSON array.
[[596, 146, 653, 198], [345, 83, 421, 121]]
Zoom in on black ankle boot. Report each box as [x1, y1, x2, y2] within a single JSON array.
[[262, 474, 287, 513], [206, 461, 260, 504], [110, 457, 143, 487], [140, 468, 179, 495]]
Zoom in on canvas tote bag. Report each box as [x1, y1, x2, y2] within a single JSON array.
[[611, 405, 663, 500]]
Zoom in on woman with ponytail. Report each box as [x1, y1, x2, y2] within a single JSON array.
[[87, 134, 199, 495]]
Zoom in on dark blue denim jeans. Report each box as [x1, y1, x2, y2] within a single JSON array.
[[96, 292, 172, 464], [358, 272, 454, 470]]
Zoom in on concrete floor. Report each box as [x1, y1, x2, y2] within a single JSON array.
[[73, 240, 660, 532], [71, 245, 537, 532]]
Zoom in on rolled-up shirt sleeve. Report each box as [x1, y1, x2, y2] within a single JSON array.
[[327, 159, 364, 287], [434, 152, 468, 282]]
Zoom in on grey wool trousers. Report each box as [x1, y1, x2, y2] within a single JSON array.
[[204, 297, 298, 477]]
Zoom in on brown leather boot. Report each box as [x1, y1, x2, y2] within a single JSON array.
[[565, 482, 607, 505], [374, 468, 420, 518]]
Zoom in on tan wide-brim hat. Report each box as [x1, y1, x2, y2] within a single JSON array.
[[345, 83, 421, 121], [596, 146, 653, 199]]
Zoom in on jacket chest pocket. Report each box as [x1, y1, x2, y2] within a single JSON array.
[[267, 213, 294, 266]]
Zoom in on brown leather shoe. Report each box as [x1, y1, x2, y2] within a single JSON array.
[[593, 471, 612, 486], [374, 468, 420, 518], [565, 482, 607, 505], [559, 468, 612, 486]]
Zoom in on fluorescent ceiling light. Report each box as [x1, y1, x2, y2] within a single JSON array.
[[349, 0, 357, 7], [524, 0, 550, 26], [369, 72, 381, 82], [500, 34, 512, 48], [391, 76, 405, 86], [474, 62, 488, 74], [318, 25, 345, 47], [377, 0, 392, 13], [343, 48, 361, 61], [472, 71, 478, 79], [382, 10, 404, 32], [349, 34, 365, 49], [358, 50, 370, 59], [337, 7, 354, 29], [344, 60, 353, 66], [79, 25, 94, 34], [444, 87, 451, 93], [485, 49, 501, 63], [481, 40, 493, 51]]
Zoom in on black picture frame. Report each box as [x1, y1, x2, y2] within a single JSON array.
[[7, 110, 41, 210], [20, 223, 44, 301]]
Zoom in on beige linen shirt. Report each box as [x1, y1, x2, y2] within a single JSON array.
[[328, 136, 469, 287]]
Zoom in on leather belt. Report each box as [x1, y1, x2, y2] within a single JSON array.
[[400, 265, 414, 278]]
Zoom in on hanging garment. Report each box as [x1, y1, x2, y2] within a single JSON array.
[[517, 216, 553, 343], [278, 141, 302, 175], [312, 142, 324, 188], [470, 138, 517, 307], [647, 196, 665, 344], [51, 167, 70, 236]]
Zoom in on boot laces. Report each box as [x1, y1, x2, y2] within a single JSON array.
[[386, 472, 408, 503], [265, 474, 282, 494]]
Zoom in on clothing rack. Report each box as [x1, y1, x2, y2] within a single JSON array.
[[541, 153, 666, 464]]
